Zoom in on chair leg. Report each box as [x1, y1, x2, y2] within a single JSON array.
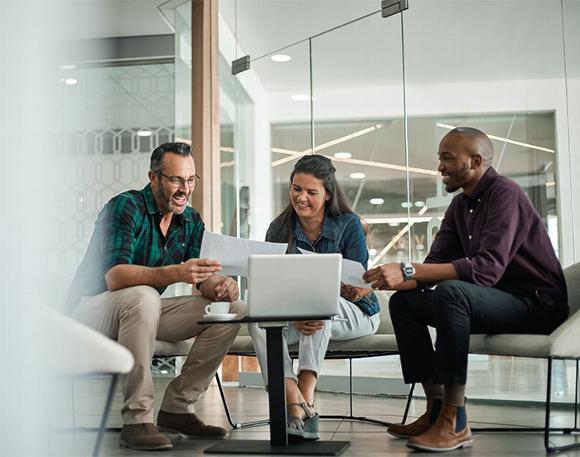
[[320, 358, 392, 427], [93, 373, 118, 457], [401, 382, 415, 424], [574, 360, 579, 431], [215, 373, 269, 429], [544, 358, 580, 453]]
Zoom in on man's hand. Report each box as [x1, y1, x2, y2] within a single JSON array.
[[176, 258, 222, 285], [214, 276, 240, 302], [294, 320, 325, 336], [363, 263, 406, 290]]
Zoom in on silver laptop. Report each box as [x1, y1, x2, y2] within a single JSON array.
[[247, 254, 342, 318]]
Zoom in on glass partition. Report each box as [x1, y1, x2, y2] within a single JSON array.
[[254, 40, 317, 218], [224, 0, 578, 402], [310, 11, 409, 267], [402, 0, 572, 403]]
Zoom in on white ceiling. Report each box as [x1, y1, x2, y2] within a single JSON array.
[[73, 0, 579, 85], [219, 0, 580, 92], [64, 0, 172, 40]]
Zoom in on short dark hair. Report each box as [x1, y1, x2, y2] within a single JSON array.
[[448, 127, 494, 165], [150, 142, 192, 173]]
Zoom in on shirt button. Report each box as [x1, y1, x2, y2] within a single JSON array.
[[468, 235, 472, 240], [477, 199, 481, 202], [469, 209, 473, 213]]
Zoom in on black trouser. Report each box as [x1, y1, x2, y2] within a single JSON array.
[[389, 280, 568, 385]]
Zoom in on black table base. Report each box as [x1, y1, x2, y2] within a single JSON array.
[[204, 439, 350, 455], [200, 317, 349, 456]]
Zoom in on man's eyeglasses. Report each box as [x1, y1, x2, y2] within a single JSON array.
[[159, 172, 200, 188]]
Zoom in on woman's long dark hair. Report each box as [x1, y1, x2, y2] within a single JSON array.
[[270, 154, 352, 243]]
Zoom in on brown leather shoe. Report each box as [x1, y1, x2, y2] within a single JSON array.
[[387, 397, 442, 439], [407, 403, 473, 452], [157, 410, 227, 439], [119, 423, 172, 450]]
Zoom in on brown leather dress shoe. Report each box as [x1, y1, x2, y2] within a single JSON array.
[[387, 397, 442, 439], [119, 423, 172, 450], [157, 410, 228, 439], [407, 403, 473, 452]]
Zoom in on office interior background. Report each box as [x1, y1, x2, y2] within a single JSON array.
[[1, 0, 579, 455]]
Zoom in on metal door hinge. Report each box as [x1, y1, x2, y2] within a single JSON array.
[[382, 0, 408, 18], [231, 55, 251, 75]]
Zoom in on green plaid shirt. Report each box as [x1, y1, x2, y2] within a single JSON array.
[[65, 184, 205, 312]]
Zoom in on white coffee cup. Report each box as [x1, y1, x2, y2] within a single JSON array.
[[205, 302, 230, 315]]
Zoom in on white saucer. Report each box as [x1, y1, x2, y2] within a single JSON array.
[[202, 313, 238, 321]]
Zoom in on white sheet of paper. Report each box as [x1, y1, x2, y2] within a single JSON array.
[[199, 232, 287, 276], [297, 247, 371, 288], [341, 257, 372, 289]]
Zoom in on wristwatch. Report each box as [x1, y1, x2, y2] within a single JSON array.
[[400, 262, 416, 281]]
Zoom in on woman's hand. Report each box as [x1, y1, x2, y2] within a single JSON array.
[[294, 320, 325, 335], [340, 283, 370, 302]]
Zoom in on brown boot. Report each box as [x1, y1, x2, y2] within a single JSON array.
[[387, 397, 442, 439], [157, 410, 227, 439], [119, 423, 172, 450], [407, 403, 473, 452]]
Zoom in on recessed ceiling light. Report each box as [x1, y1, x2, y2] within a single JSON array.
[[414, 201, 425, 207], [388, 222, 400, 227], [137, 130, 152, 137], [401, 201, 412, 208], [350, 172, 366, 179], [271, 54, 291, 62], [291, 94, 312, 101], [369, 198, 384, 205], [63, 78, 78, 85], [334, 152, 352, 159]]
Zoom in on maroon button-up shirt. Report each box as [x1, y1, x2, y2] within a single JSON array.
[[425, 167, 567, 303]]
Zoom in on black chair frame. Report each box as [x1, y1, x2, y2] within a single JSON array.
[[215, 349, 414, 430]]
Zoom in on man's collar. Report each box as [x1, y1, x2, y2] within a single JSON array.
[[142, 184, 158, 215], [463, 167, 498, 201]]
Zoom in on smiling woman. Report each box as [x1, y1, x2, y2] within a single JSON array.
[[248, 154, 381, 440]]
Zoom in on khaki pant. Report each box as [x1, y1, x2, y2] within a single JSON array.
[[72, 285, 245, 424]]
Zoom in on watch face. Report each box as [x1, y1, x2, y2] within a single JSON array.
[[403, 263, 415, 279]]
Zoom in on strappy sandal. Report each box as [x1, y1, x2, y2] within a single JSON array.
[[287, 402, 320, 440]]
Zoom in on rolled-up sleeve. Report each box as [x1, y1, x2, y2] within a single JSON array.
[[452, 187, 527, 287]]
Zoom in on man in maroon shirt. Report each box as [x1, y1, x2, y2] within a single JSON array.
[[364, 127, 568, 452]]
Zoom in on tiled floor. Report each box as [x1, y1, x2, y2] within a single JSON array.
[[47, 375, 580, 456]]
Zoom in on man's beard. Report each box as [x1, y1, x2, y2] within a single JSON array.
[[444, 163, 471, 193], [156, 185, 189, 214]]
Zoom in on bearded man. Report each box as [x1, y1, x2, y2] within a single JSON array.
[[66, 142, 245, 450]]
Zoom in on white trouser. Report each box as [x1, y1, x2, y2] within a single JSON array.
[[248, 297, 380, 384]]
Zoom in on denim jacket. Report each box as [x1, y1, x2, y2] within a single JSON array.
[[266, 211, 380, 316]]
